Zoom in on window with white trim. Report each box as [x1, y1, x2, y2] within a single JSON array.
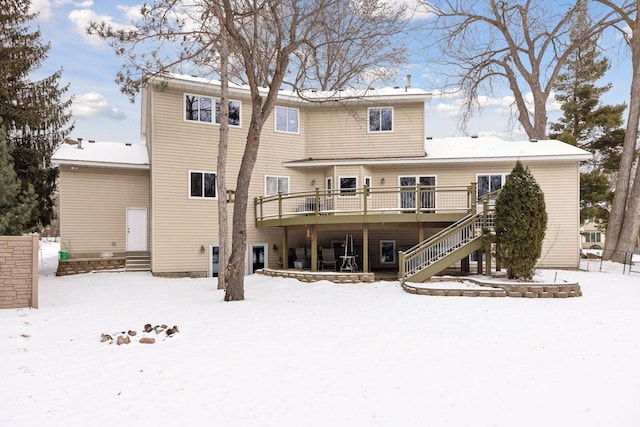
[[189, 171, 217, 199], [380, 240, 396, 264], [275, 106, 299, 133], [185, 94, 213, 123], [265, 176, 289, 196], [364, 176, 372, 198], [185, 93, 241, 126], [584, 232, 602, 243], [216, 99, 241, 126], [477, 173, 508, 198], [399, 175, 436, 210], [368, 107, 393, 132], [339, 177, 357, 196]]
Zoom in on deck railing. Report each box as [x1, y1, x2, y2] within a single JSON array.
[[398, 189, 499, 282], [255, 184, 477, 223]]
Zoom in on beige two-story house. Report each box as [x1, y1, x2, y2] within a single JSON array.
[[53, 73, 591, 279]]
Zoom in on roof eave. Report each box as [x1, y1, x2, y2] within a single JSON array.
[[52, 159, 150, 170], [284, 154, 591, 168]]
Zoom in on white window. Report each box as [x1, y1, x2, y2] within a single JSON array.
[[189, 171, 217, 199], [368, 107, 393, 132], [265, 176, 289, 196], [275, 106, 299, 133], [584, 232, 602, 243], [215, 99, 241, 126], [339, 176, 357, 196], [477, 173, 507, 198], [380, 240, 396, 264], [185, 94, 213, 123], [185, 93, 241, 126], [364, 176, 372, 198], [399, 176, 436, 210]]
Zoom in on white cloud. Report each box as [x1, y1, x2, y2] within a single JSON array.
[[29, 0, 52, 21], [387, 0, 434, 21], [68, 9, 107, 46], [431, 89, 463, 100], [74, 92, 126, 120], [476, 95, 515, 108], [117, 4, 144, 21], [522, 91, 562, 113], [434, 103, 459, 118], [68, 7, 133, 47]]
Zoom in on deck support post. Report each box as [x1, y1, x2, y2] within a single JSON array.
[[282, 227, 289, 269], [484, 240, 492, 278], [310, 225, 318, 271], [362, 223, 369, 272]]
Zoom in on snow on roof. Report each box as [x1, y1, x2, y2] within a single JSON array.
[[52, 140, 149, 169], [425, 136, 592, 162], [284, 136, 592, 167], [156, 73, 432, 103]]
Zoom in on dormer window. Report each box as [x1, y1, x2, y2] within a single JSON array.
[[368, 107, 393, 132]]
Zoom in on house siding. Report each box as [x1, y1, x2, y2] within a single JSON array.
[[304, 102, 425, 159], [348, 160, 581, 268], [149, 87, 307, 275], [55, 75, 586, 278], [58, 166, 149, 256]]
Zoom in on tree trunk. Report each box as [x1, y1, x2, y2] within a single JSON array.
[[216, 11, 230, 290], [604, 25, 640, 262], [531, 93, 548, 140], [616, 162, 640, 257], [224, 118, 262, 301]]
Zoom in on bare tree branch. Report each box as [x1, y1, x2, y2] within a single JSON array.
[[419, 0, 623, 139]]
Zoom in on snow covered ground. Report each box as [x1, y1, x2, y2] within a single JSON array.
[[1, 241, 639, 427]]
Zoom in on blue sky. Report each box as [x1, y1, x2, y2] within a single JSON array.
[[29, 0, 633, 144]]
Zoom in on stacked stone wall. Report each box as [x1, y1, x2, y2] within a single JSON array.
[[0, 235, 39, 309]]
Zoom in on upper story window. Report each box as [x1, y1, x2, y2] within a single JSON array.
[[185, 94, 241, 126], [190, 171, 217, 199], [265, 176, 290, 196], [185, 94, 213, 123], [275, 106, 299, 133], [368, 107, 393, 132], [477, 173, 507, 199], [217, 99, 241, 126]]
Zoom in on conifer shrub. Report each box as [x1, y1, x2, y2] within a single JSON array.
[[494, 161, 548, 279]]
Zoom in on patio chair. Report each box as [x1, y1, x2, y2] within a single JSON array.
[[321, 248, 337, 271], [294, 247, 307, 269]]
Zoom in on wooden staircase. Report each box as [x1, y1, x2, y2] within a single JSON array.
[[399, 206, 494, 284], [125, 251, 151, 272]]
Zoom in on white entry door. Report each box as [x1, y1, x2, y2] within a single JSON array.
[[126, 208, 147, 251]]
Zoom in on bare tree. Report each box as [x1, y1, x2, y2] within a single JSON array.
[[420, 0, 621, 139], [594, 0, 640, 262], [91, 0, 409, 300]]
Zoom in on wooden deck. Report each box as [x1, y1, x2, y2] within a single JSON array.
[[255, 185, 475, 228]]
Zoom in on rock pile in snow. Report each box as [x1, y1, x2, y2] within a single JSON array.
[[99, 324, 180, 345]]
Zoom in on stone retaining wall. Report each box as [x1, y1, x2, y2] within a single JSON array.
[[0, 235, 39, 309], [403, 277, 582, 298], [56, 257, 125, 276], [259, 268, 375, 284]]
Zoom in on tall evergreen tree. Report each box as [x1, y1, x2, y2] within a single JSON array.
[[549, 5, 625, 227], [494, 161, 548, 280], [0, 0, 73, 229], [0, 121, 38, 235]]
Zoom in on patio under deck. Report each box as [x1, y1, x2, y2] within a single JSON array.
[[255, 185, 479, 274]]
